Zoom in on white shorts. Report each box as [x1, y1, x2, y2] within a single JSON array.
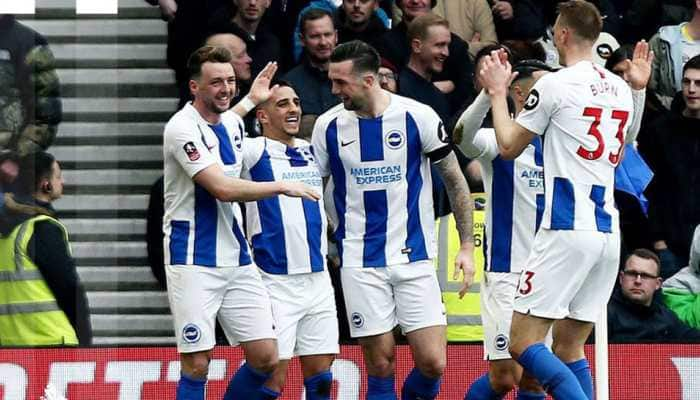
[[513, 229, 620, 322], [340, 260, 446, 338], [166, 264, 276, 353], [481, 271, 519, 361], [261, 270, 340, 360]]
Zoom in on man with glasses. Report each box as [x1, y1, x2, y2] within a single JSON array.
[[607, 249, 700, 342]]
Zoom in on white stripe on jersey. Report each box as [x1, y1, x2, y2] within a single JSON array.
[[516, 61, 634, 233], [473, 128, 544, 273], [163, 103, 251, 267], [241, 137, 327, 275], [311, 93, 447, 268]]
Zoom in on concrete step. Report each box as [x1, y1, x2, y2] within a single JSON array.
[[62, 169, 161, 187], [52, 145, 162, 163], [88, 291, 169, 314], [78, 266, 161, 291], [57, 68, 174, 85], [18, 0, 160, 19], [91, 314, 173, 337], [52, 44, 166, 68], [56, 194, 148, 211], [93, 336, 175, 346], [20, 19, 166, 43], [63, 97, 177, 115], [55, 122, 164, 146], [72, 241, 147, 259], [64, 218, 146, 236]]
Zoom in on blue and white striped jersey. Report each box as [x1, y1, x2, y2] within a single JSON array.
[[516, 61, 634, 233], [163, 103, 251, 267], [241, 137, 327, 275], [311, 93, 449, 268], [470, 128, 544, 273]]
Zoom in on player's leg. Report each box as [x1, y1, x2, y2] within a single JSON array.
[[220, 264, 280, 400], [466, 359, 519, 400], [341, 267, 398, 400], [300, 355, 336, 400], [516, 370, 546, 400], [393, 261, 447, 400], [509, 230, 603, 400], [358, 332, 398, 399], [296, 271, 340, 400], [165, 265, 225, 400], [559, 231, 621, 400], [551, 318, 595, 400]]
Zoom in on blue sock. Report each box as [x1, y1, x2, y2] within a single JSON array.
[[304, 370, 333, 400], [566, 359, 593, 400], [516, 390, 546, 400], [223, 363, 272, 400], [517, 343, 588, 400], [464, 373, 503, 400], [367, 375, 396, 400], [257, 386, 281, 399], [401, 368, 440, 400], [176, 373, 206, 400]]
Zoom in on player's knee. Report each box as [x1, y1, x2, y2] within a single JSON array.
[[367, 355, 395, 377], [415, 355, 446, 379], [181, 354, 210, 379], [248, 351, 279, 373]]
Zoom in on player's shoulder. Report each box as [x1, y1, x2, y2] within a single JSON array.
[[165, 104, 199, 134], [391, 93, 438, 116], [317, 103, 346, 126], [220, 110, 245, 133], [293, 137, 312, 148]]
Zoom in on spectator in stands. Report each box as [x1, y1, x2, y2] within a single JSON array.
[[600, 0, 662, 46], [608, 249, 700, 343], [283, 8, 340, 139], [649, 0, 700, 110], [432, 0, 498, 59], [378, 57, 399, 93], [150, 0, 227, 108], [208, 0, 283, 77], [491, 0, 548, 41], [0, 152, 92, 346], [0, 15, 62, 198], [663, 225, 700, 330], [399, 14, 453, 123], [640, 55, 700, 279], [335, 0, 389, 50], [378, 0, 475, 113]]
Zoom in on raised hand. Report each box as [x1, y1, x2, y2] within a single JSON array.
[[247, 62, 280, 105], [478, 49, 516, 97], [624, 40, 654, 90]]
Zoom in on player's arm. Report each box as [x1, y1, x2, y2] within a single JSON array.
[[193, 164, 319, 202], [231, 62, 279, 118], [432, 149, 475, 297], [478, 50, 537, 159], [454, 89, 493, 158], [622, 40, 654, 144]]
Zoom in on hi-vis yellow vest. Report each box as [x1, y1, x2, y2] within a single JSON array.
[[0, 215, 78, 346], [435, 193, 485, 342]]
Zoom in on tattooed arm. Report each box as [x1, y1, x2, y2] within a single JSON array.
[[434, 151, 476, 297]]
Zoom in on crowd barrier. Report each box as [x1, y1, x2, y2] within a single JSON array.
[[1, 344, 699, 399]]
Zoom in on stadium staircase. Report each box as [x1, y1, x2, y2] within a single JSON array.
[[19, 0, 176, 345]]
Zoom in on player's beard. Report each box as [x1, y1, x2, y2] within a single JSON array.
[[203, 93, 231, 114]]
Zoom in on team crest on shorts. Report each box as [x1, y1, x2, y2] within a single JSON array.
[[494, 334, 509, 351], [351, 312, 364, 328], [385, 130, 405, 150], [183, 142, 200, 161], [182, 323, 201, 343]]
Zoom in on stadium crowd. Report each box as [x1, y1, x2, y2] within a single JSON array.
[[1, 0, 700, 399]]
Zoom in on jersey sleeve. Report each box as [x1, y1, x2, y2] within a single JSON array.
[[416, 105, 451, 161], [515, 74, 559, 136], [240, 137, 266, 177], [164, 118, 217, 178], [470, 128, 500, 161], [311, 117, 330, 177]]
